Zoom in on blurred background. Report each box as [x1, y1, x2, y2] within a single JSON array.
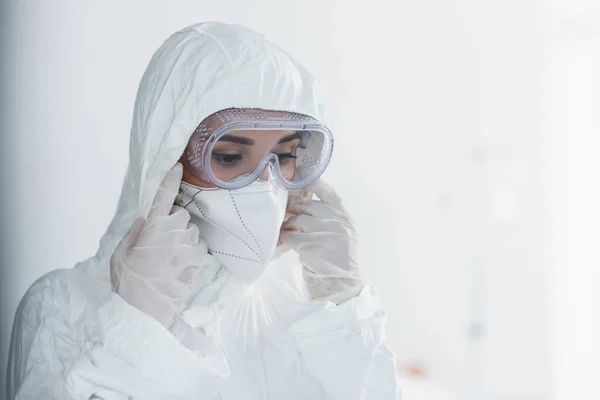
[[1, 1, 599, 399]]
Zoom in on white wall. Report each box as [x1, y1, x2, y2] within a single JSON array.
[[545, 2, 600, 400], [3, 1, 597, 399]]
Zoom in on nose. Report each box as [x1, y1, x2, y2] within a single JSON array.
[[259, 164, 274, 182]]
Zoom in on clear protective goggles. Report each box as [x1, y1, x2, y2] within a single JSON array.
[[183, 108, 334, 190]]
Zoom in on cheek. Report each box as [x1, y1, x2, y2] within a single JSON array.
[[280, 162, 296, 180], [181, 163, 216, 188]]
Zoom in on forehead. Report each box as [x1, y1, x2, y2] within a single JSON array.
[[201, 108, 311, 129], [218, 129, 299, 140]]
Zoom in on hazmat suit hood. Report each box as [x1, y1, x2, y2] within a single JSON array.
[[87, 22, 327, 274]]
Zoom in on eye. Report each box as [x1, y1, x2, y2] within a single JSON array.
[[213, 153, 243, 169], [277, 153, 298, 166]]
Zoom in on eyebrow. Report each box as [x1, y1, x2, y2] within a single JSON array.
[[219, 135, 255, 145], [219, 131, 303, 146], [277, 131, 303, 143]]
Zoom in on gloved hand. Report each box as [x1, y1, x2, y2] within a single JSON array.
[[110, 163, 208, 329], [279, 180, 364, 304]]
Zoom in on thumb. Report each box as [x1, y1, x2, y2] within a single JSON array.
[[123, 217, 146, 249]]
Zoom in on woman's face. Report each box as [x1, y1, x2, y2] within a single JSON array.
[[181, 129, 302, 188]]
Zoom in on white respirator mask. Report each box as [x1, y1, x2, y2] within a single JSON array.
[[175, 179, 288, 284]]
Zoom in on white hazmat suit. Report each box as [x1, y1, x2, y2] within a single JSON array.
[[7, 22, 401, 399]]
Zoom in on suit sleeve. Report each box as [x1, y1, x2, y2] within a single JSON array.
[[7, 270, 228, 400]]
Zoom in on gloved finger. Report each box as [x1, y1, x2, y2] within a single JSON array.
[[167, 205, 192, 228], [154, 274, 192, 299], [282, 212, 349, 234], [310, 180, 345, 211], [177, 265, 202, 285], [143, 205, 191, 235], [148, 163, 184, 220], [186, 222, 201, 246], [170, 204, 188, 216], [149, 222, 201, 247], [157, 245, 206, 290], [278, 229, 308, 248], [281, 214, 319, 233], [171, 240, 208, 269], [137, 222, 201, 248], [287, 196, 344, 220]]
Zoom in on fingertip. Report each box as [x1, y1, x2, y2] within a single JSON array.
[[300, 182, 318, 199], [281, 220, 301, 232], [312, 179, 344, 209]]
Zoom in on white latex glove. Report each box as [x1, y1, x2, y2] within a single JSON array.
[[110, 163, 208, 329], [279, 180, 364, 304]]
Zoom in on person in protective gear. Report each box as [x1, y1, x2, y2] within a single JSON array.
[[7, 22, 401, 399]]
